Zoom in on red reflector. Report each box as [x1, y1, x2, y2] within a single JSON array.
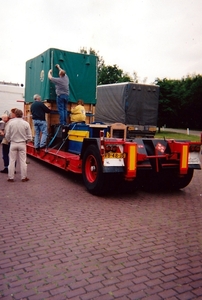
[[189, 145, 201, 152], [105, 145, 111, 152], [112, 145, 117, 152]]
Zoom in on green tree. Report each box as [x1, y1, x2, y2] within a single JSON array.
[[156, 74, 202, 130], [155, 78, 177, 130], [80, 47, 133, 84], [98, 64, 132, 85], [183, 75, 202, 129]]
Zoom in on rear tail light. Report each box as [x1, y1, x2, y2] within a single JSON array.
[[112, 145, 117, 152], [105, 145, 118, 153], [189, 144, 201, 152]]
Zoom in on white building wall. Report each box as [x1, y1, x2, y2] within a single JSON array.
[[0, 83, 24, 115]]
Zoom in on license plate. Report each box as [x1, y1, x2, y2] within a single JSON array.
[[105, 152, 125, 159], [188, 152, 201, 165]]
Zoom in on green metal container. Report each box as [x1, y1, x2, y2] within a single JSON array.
[[25, 48, 97, 104]]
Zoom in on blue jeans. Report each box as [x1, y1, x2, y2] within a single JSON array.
[[57, 94, 69, 125], [33, 120, 48, 148]]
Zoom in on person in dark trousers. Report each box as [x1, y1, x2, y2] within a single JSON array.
[[0, 114, 10, 173], [48, 64, 69, 125], [0, 108, 17, 173], [31, 94, 51, 150]]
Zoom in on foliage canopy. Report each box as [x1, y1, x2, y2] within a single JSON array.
[[155, 75, 202, 130], [80, 47, 202, 130], [80, 47, 133, 84]]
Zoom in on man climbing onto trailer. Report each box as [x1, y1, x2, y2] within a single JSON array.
[[48, 64, 69, 125]]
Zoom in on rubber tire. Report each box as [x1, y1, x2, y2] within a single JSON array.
[[82, 145, 107, 195], [172, 169, 194, 190], [141, 169, 194, 192]]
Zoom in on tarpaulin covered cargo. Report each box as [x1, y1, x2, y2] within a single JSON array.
[[95, 82, 159, 126], [25, 48, 97, 104]]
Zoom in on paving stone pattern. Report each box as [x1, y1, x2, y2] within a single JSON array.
[[0, 146, 202, 300]]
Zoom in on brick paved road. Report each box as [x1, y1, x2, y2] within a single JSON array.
[[0, 146, 202, 300]]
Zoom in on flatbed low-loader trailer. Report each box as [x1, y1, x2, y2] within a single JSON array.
[[25, 121, 202, 195], [24, 48, 202, 195]]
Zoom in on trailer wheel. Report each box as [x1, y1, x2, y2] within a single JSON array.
[[141, 169, 194, 192], [172, 169, 194, 190], [82, 145, 106, 195]]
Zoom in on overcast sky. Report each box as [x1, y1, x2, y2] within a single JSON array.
[[0, 0, 201, 85]]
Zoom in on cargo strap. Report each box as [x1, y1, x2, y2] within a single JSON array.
[[47, 125, 62, 148], [55, 123, 77, 154]]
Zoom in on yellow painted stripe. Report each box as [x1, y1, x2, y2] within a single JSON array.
[[69, 130, 89, 137], [129, 145, 136, 171], [69, 136, 85, 142], [181, 145, 188, 168], [68, 130, 89, 142]]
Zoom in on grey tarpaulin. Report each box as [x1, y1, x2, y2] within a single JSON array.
[[95, 82, 159, 126]]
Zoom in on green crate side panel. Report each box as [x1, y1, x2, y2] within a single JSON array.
[[25, 48, 97, 104], [53, 50, 97, 104], [25, 49, 51, 103]]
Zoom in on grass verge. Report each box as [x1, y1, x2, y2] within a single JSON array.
[[155, 131, 200, 142]]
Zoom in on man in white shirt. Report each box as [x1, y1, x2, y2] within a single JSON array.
[[5, 109, 32, 182]]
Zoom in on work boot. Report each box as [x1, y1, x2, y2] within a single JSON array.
[[1, 168, 8, 174], [22, 177, 29, 182]]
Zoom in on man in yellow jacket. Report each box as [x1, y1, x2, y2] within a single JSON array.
[[70, 99, 86, 122]]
